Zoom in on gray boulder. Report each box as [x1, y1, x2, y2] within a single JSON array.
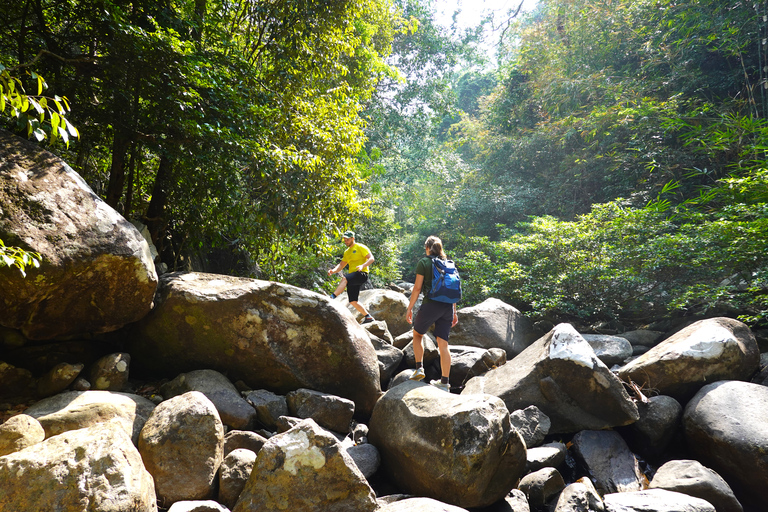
[[128, 271, 382, 415], [649, 459, 742, 512], [167, 501, 230, 512], [510, 405, 551, 448], [447, 345, 506, 390], [218, 448, 256, 509], [527, 441, 567, 473], [462, 323, 638, 433], [620, 395, 682, 460], [160, 369, 257, 429], [243, 388, 288, 429], [378, 497, 470, 512], [369, 379, 527, 509], [24, 389, 156, 443], [554, 477, 605, 512], [0, 129, 157, 340], [581, 334, 633, 366], [683, 380, 768, 509], [346, 442, 381, 478], [286, 388, 355, 434], [449, 298, 536, 357], [571, 430, 645, 495], [0, 420, 157, 512], [618, 318, 759, 402], [368, 331, 404, 389], [619, 329, 665, 347], [518, 467, 566, 509], [483, 489, 531, 512], [603, 489, 716, 512], [223, 430, 267, 457], [232, 419, 378, 512], [138, 391, 224, 507]]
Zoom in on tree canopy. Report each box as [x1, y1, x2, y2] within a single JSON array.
[[2, 0, 766, 329]]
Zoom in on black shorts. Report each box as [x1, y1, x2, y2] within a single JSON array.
[[413, 300, 454, 341], [344, 271, 369, 302]]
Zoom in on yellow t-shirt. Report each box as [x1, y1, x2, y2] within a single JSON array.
[[343, 243, 371, 272]]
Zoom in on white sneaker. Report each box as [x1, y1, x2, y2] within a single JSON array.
[[410, 367, 426, 381], [430, 379, 450, 392]]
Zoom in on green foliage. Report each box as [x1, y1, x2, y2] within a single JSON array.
[[449, 199, 768, 327], [0, 65, 78, 146], [0, 0, 401, 281], [0, 239, 41, 277]]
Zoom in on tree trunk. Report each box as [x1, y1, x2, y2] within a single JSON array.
[[145, 154, 173, 249], [105, 129, 130, 210], [192, 0, 207, 43]]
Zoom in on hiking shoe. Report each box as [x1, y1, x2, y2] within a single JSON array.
[[410, 367, 426, 381], [362, 315, 375, 324], [430, 379, 451, 392]]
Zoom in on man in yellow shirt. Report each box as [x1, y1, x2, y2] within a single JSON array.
[[328, 230, 376, 324]]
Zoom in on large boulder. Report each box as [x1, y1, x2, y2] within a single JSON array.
[[618, 318, 759, 402], [369, 379, 527, 509], [448, 298, 536, 357], [0, 129, 157, 340], [128, 272, 382, 415], [462, 323, 638, 434], [649, 459, 742, 512], [683, 380, 768, 509], [138, 391, 224, 507], [602, 489, 715, 512], [377, 497, 470, 512], [232, 419, 378, 512], [0, 420, 157, 512], [23, 389, 156, 444]]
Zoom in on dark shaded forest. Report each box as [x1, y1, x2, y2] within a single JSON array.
[[2, 0, 767, 331]]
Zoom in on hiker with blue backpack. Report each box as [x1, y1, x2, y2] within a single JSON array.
[[405, 236, 462, 392]]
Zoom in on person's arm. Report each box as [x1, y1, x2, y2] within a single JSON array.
[[328, 260, 348, 276], [356, 251, 375, 272], [406, 274, 424, 325], [451, 303, 458, 327]]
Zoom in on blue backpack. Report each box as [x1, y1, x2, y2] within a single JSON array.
[[427, 257, 462, 303]]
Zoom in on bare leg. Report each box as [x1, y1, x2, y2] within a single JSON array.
[[333, 277, 348, 297], [413, 330, 424, 364], [436, 336, 451, 378], [350, 301, 370, 317]]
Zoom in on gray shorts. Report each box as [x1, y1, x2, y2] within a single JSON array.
[[413, 300, 454, 340]]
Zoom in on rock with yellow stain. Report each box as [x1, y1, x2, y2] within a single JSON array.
[[0, 129, 157, 340], [129, 272, 382, 416], [232, 419, 377, 512]]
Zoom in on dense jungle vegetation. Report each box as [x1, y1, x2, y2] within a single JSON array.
[[2, 0, 767, 331]]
